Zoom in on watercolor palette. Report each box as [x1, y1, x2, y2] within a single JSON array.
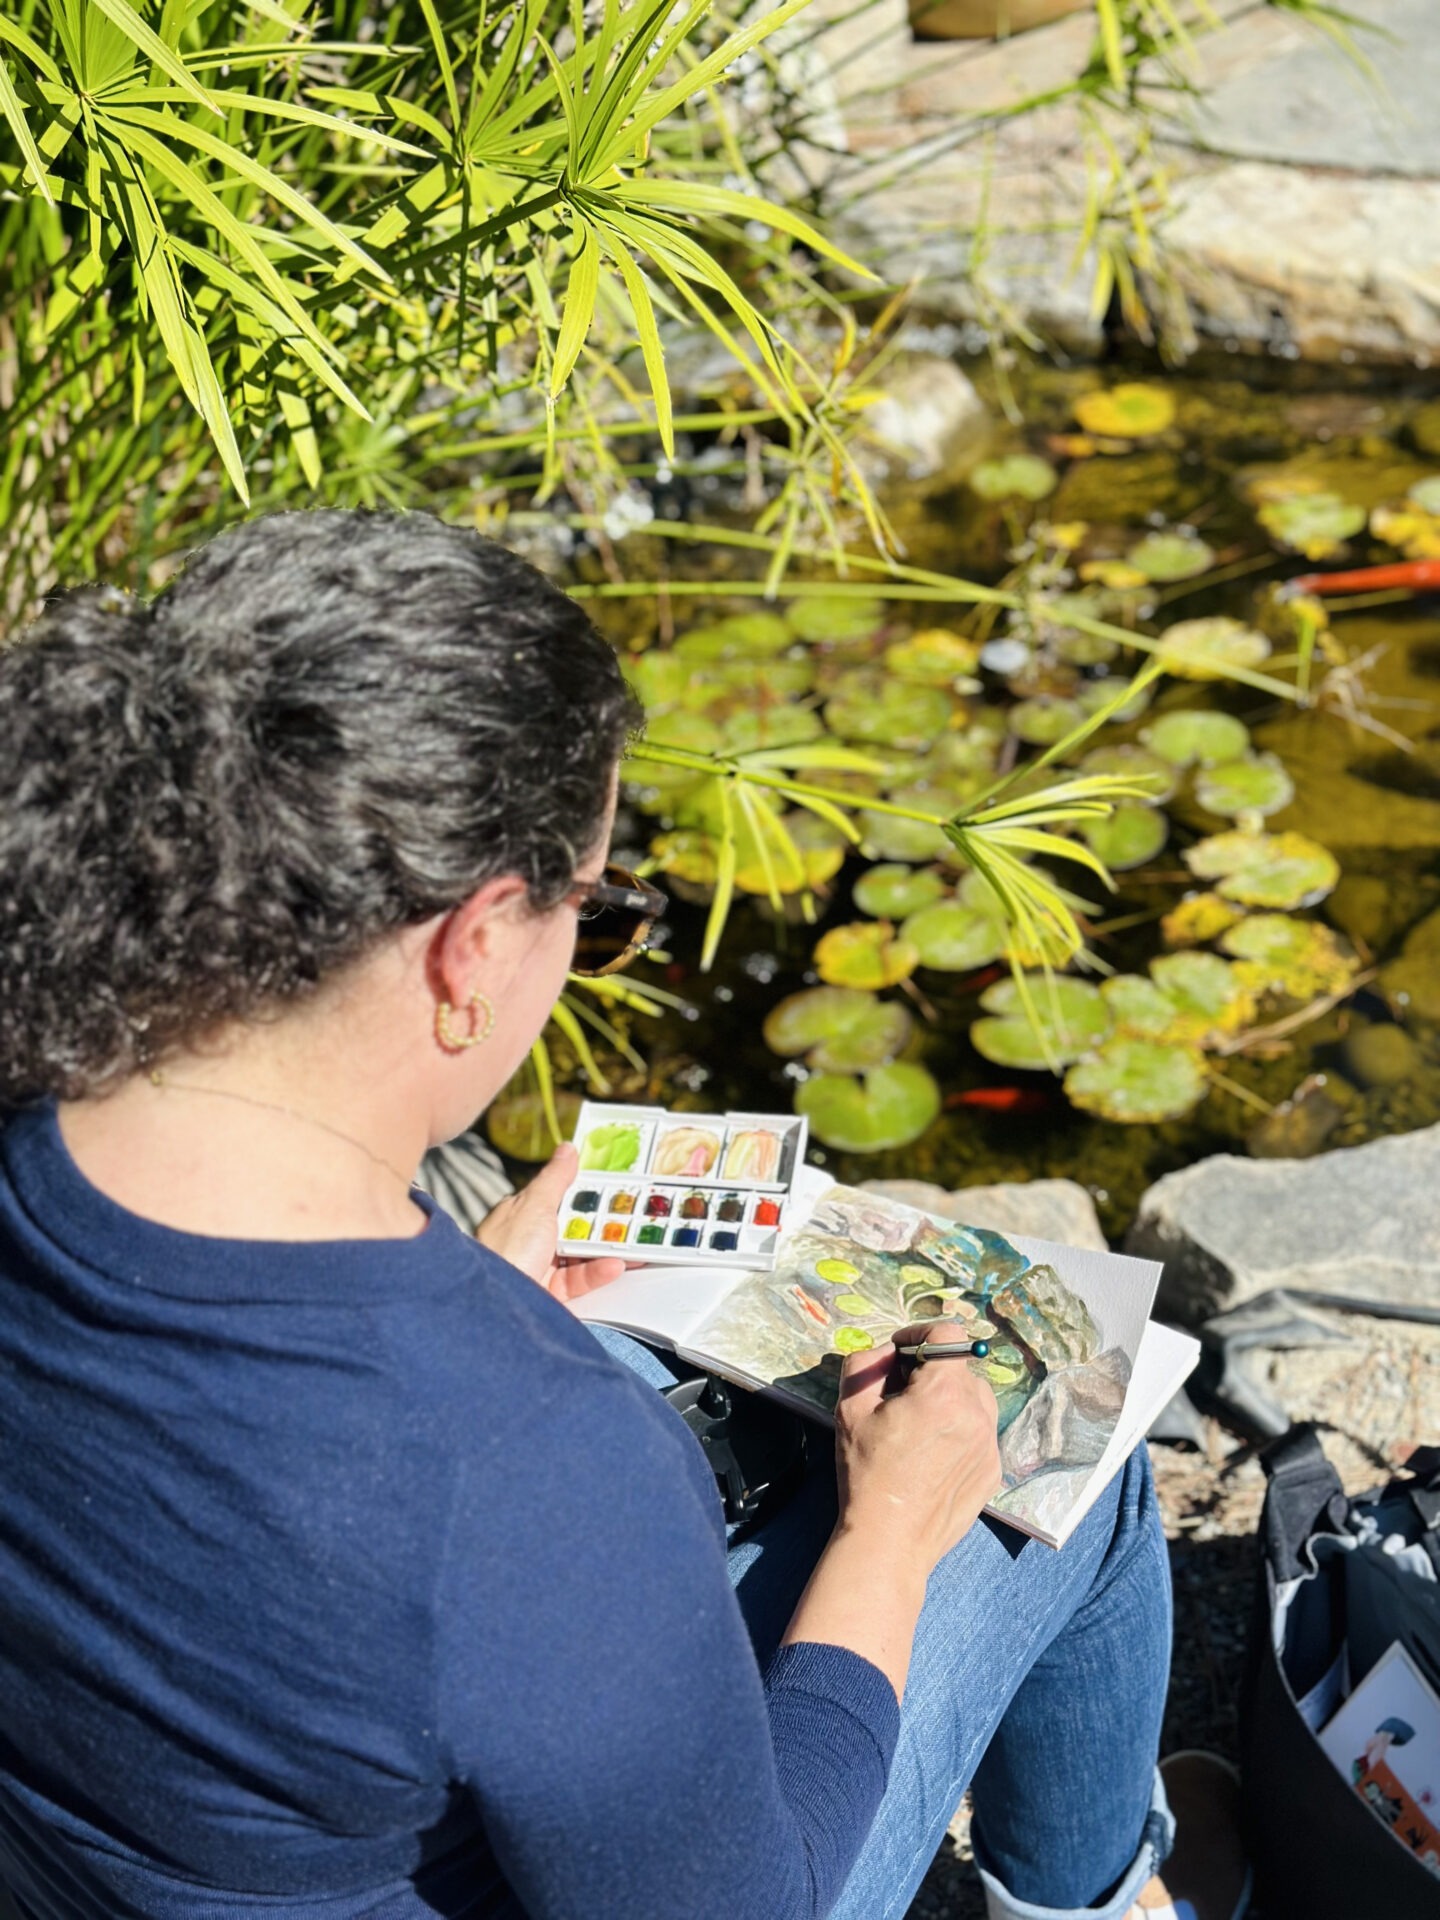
[[561, 1102, 808, 1269]]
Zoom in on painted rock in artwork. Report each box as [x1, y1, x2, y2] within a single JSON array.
[[998, 1347, 1131, 1484], [990, 1264, 1101, 1371]]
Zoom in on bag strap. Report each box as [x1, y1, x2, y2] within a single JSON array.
[[1259, 1424, 1346, 1581]]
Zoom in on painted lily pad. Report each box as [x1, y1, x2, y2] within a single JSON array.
[[813, 921, 920, 990], [1160, 891, 1243, 948], [1009, 695, 1087, 746], [1194, 752, 1295, 820], [1183, 830, 1340, 909], [1149, 950, 1256, 1043], [1257, 490, 1366, 560], [796, 1062, 942, 1152], [1064, 1039, 1207, 1123], [1156, 617, 1272, 682], [785, 594, 888, 642], [1141, 709, 1251, 768], [762, 985, 914, 1073], [486, 1089, 582, 1161], [971, 976, 1111, 1071], [1219, 913, 1358, 999], [1126, 530, 1216, 582], [853, 864, 948, 919], [825, 670, 952, 750], [1080, 804, 1169, 871], [884, 628, 982, 685], [1101, 974, 1185, 1040], [969, 454, 1057, 502], [901, 898, 1009, 972], [1080, 744, 1178, 804], [1074, 383, 1176, 439]]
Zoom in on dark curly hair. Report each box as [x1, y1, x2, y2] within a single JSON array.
[[0, 509, 639, 1105]]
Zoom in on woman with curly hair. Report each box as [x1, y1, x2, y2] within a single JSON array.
[[0, 511, 1184, 1920]]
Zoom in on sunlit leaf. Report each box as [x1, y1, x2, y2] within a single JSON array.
[[1183, 830, 1340, 910], [1074, 383, 1176, 438], [1064, 1038, 1207, 1123], [813, 921, 919, 990], [796, 1063, 941, 1153]]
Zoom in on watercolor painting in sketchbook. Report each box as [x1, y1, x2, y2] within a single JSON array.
[[688, 1187, 1138, 1537]]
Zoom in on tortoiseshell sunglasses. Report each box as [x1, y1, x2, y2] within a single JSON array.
[[567, 863, 668, 977]]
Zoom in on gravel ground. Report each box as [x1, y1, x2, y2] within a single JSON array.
[[904, 1314, 1440, 1917]]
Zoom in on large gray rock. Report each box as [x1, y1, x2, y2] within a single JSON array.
[[1126, 1125, 1440, 1323], [860, 1177, 1107, 1250]]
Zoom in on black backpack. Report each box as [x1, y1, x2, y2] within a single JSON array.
[[1240, 1426, 1440, 1918]]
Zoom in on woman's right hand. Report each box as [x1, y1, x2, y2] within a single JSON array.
[[832, 1322, 1002, 1581]]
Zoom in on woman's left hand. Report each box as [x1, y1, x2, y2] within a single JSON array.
[[475, 1141, 625, 1304]]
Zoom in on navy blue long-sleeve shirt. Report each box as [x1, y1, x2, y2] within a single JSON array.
[[0, 1104, 899, 1918]]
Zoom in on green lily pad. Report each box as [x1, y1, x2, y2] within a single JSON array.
[[1126, 530, 1216, 582], [1079, 744, 1178, 804], [1149, 950, 1256, 1042], [796, 1062, 942, 1152], [786, 594, 888, 642], [824, 670, 953, 750], [719, 705, 824, 754], [852, 864, 948, 919], [1009, 696, 1087, 746], [884, 628, 982, 685], [625, 712, 723, 789], [1075, 675, 1156, 722], [969, 454, 1057, 502], [1156, 617, 1273, 682], [675, 613, 793, 660], [762, 986, 914, 1072], [622, 650, 690, 711], [1080, 804, 1169, 871], [813, 921, 920, 990], [486, 1089, 583, 1162], [1257, 490, 1366, 560], [901, 898, 1009, 972], [1074, 383, 1176, 438], [858, 807, 951, 864], [1064, 1038, 1207, 1123], [1219, 913, 1358, 999], [1194, 752, 1295, 820], [1184, 830, 1340, 910], [1140, 709, 1251, 768], [649, 828, 720, 886], [1101, 974, 1186, 1039], [971, 976, 1112, 1071], [1407, 474, 1440, 514]]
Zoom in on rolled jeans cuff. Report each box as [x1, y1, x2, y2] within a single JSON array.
[[978, 1767, 1175, 1920]]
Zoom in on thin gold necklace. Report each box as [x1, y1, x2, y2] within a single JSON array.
[[147, 1069, 417, 1194]]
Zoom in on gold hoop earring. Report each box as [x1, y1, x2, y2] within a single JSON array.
[[435, 990, 496, 1052]]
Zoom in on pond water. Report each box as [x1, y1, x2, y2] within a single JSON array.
[[519, 355, 1440, 1240]]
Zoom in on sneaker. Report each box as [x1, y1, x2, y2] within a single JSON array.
[[1128, 1752, 1252, 1920]]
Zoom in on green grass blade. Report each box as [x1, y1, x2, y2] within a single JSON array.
[[0, 58, 55, 206]]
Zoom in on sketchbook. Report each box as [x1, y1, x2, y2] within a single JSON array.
[[574, 1169, 1199, 1549]]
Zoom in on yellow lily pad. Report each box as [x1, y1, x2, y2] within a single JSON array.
[[1370, 501, 1440, 561], [1183, 830, 1340, 910], [1149, 950, 1256, 1043], [1155, 617, 1272, 682], [884, 628, 983, 685], [813, 921, 920, 990], [1074, 383, 1177, 439], [1160, 891, 1243, 948], [1219, 913, 1358, 999]]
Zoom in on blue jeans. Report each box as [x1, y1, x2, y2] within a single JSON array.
[[591, 1328, 1174, 1920]]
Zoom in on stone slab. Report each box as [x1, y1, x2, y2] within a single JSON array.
[[859, 1176, 1108, 1249], [1125, 1123, 1440, 1322]]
